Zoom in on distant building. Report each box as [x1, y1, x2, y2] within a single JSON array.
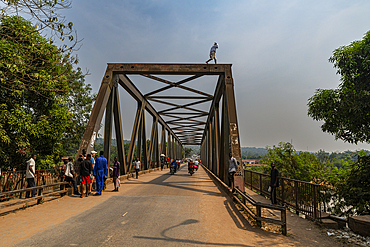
[[242, 159, 260, 165]]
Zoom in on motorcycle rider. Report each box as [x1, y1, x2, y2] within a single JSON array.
[[171, 159, 177, 173]]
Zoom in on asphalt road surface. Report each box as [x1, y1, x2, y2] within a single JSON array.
[[15, 165, 254, 247]]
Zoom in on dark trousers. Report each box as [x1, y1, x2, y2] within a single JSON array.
[[65, 176, 79, 194], [26, 178, 36, 198], [271, 186, 277, 204], [135, 168, 139, 178], [228, 172, 236, 189]]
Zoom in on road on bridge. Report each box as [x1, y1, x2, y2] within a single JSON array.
[[1, 165, 344, 247]]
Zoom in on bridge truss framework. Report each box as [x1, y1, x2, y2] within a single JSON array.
[[77, 64, 244, 190]]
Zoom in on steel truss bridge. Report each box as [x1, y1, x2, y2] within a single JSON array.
[[77, 64, 244, 189]]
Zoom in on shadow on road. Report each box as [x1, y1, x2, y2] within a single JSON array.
[[134, 218, 253, 246]]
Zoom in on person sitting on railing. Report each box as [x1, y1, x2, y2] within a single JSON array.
[[65, 157, 81, 196], [25, 154, 37, 198]]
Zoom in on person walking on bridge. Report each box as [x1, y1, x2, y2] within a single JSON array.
[[134, 157, 141, 179], [228, 152, 238, 191], [206, 42, 219, 64], [80, 154, 93, 198], [94, 151, 107, 196], [112, 157, 120, 191], [270, 162, 279, 205], [25, 154, 37, 198]]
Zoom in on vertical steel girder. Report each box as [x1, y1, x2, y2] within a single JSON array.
[[112, 84, 127, 175], [77, 64, 242, 190], [103, 84, 114, 173]]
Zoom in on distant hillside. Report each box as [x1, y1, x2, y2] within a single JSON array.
[[241, 147, 268, 158], [95, 138, 130, 145]]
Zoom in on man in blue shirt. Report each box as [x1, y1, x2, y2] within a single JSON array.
[[94, 151, 107, 196]]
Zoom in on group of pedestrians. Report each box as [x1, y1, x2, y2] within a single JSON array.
[[60, 150, 108, 197]]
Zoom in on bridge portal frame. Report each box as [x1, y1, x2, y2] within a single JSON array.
[[77, 64, 243, 190]]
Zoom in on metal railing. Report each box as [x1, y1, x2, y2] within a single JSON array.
[[244, 170, 321, 220], [0, 169, 61, 201], [234, 187, 287, 235], [201, 164, 287, 235], [0, 182, 69, 208]]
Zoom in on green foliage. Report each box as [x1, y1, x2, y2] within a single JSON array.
[[260, 142, 334, 183], [183, 147, 193, 158], [308, 30, 370, 144], [326, 151, 370, 216], [0, 16, 94, 169], [241, 147, 267, 159], [1, 0, 78, 52]]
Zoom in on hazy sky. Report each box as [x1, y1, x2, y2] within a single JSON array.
[[60, 0, 370, 152]]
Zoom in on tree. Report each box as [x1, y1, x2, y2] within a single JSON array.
[[1, 0, 79, 52], [183, 147, 193, 158], [308, 30, 370, 144], [260, 142, 333, 182], [328, 151, 370, 216], [0, 15, 94, 169]]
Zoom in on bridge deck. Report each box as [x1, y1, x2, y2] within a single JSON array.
[[1, 165, 339, 246]]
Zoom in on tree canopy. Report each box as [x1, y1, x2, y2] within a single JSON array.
[[0, 15, 94, 169], [259, 142, 333, 183], [1, 0, 78, 52], [308, 30, 370, 144]]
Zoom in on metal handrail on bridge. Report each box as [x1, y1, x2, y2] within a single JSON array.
[[0, 169, 62, 201], [0, 182, 69, 208], [202, 164, 287, 235], [244, 169, 321, 220], [233, 187, 287, 235]]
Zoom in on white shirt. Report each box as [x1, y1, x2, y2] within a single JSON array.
[[135, 161, 141, 169], [228, 157, 238, 173], [65, 161, 74, 178], [210, 44, 218, 54], [26, 158, 35, 178]]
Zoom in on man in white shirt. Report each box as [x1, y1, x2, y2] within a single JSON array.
[[228, 152, 239, 191], [206, 42, 219, 64], [26, 154, 37, 198], [194, 160, 199, 171], [65, 157, 81, 195], [134, 158, 141, 179]]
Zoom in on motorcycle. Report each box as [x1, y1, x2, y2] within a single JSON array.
[[188, 164, 195, 176], [170, 164, 176, 175]]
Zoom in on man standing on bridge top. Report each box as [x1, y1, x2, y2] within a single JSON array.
[[228, 152, 238, 192], [206, 42, 218, 64], [270, 162, 279, 205], [94, 151, 107, 196]]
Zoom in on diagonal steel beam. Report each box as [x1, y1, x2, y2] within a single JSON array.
[[147, 98, 208, 114], [118, 74, 182, 144], [147, 96, 213, 100], [143, 74, 204, 97]]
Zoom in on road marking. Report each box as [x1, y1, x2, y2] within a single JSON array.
[[122, 212, 128, 217]]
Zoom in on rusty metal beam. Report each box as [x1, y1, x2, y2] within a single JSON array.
[[118, 74, 181, 144], [110, 63, 226, 75], [112, 85, 127, 175], [143, 74, 204, 97], [77, 65, 114, 159]]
